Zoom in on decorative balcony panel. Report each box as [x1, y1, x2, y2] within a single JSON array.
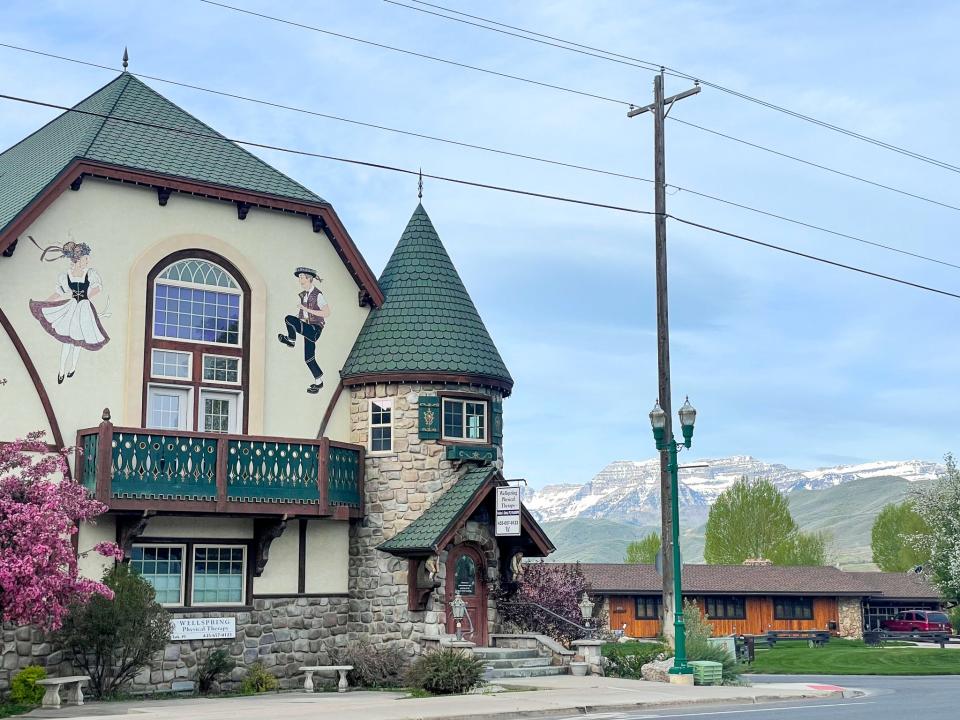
[[111, 431, 218, 500], [327, 444, 362, 508], [226, 439, 321, 504], [76, 421, 364, 517]]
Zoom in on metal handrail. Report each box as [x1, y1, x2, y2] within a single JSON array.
[[499, 599, 594, 636]]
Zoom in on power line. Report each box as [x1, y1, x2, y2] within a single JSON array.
[[2, 42, 957, 272], [391, 0, 960, 175], [196, 0, 632, 107], [668, 116, 960, 214], [190, 3, 960, 213], [2, 91, 956, 302], [669, 215, 960, 301], [0, 93, 653, 217], [0, 42, 652, 186]]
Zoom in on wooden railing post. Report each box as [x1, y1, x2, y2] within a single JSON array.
[[318, 437, 330, 516], [94, 408, 113, 504], [215, 437, 228, 511]]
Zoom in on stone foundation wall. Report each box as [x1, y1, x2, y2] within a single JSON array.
[[837, 597, 864, 638], [348, 382, 505, 655], [2, 596, 350, 694]]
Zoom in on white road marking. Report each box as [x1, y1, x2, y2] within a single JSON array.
[[643, 700, 875, 717]]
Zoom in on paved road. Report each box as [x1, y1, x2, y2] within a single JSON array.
[[549, 675, 960, 720]]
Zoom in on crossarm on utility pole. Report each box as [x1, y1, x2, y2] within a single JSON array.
[[627, 85, 700, 117]]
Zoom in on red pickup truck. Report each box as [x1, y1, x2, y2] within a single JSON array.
[[881, 610, 952, 633]]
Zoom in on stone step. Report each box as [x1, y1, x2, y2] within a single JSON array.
[[479, 657, 554, 669], [472, 648, 541, 660], [484, 665, 567, 679]]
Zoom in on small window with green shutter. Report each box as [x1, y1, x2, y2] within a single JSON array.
[[442, 398, 488, 443]]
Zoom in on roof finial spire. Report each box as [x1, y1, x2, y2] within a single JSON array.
[[122, 47, 129, 71], [417, 168, 423, 200]]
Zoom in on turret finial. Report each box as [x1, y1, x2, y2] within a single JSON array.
[[122, 47, 129, 71], [417, 168, 423, 200]]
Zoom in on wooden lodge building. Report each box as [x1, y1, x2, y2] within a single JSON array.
[[577, 563, 944, 638], [0, 71, 553, 691]]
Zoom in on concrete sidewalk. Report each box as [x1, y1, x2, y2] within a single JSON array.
[[26, 675, 849, 720]]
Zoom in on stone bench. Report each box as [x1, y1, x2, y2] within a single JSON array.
[[36, 675, 90, 709], [300, 665, 353, 693]]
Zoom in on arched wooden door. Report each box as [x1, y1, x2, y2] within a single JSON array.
[[445, 545, 488, 646]]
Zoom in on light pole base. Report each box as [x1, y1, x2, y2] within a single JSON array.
[[668, 672, 695, 685]]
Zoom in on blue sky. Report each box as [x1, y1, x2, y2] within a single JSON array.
[[2, 1, 959, 487]]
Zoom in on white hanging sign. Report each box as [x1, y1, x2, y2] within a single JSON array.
[[495, 486, 522, 537], [170, 617, 236, 641]]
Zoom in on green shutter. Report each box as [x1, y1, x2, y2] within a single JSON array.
[[491, 399, 503, 446], [418, 396, 441, 439]]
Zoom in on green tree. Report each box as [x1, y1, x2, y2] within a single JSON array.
[[625, 532, 661, 564], [871, 500, 931, 572], [54, 564, 171, 698], [704, 477, 826, 566], [912, 454, 960, 601]]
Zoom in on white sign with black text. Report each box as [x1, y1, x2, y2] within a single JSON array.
[[495, 486, 522, 537], [170, 617, 237, 641]]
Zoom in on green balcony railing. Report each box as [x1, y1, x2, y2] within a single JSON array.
[[76, 417, 363, 516]]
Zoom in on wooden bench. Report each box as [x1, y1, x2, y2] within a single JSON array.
[[300, 665, 353, 693], [765, 630, 831, 648], [35, 675, 90, 709]]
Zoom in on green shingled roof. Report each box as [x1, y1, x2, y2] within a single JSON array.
[[378, 466, 495, 555], [341, 204, 512, 391], [0, 73, 324, 238]]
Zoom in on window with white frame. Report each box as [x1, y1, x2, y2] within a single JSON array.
[[202, 354, 241, 384], [369, 399, 393, 453], [192, 545, 246, 605], [129, 542, 247, 607], [442, 397, 488, 443], [151, 349, 191, 380], [130, 544, 186, 606]]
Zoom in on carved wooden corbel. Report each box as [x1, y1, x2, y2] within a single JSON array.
[[253, 516, 288, 577], [408, 555, 441, 611], [118, 510, 155, 559], [157, 187, 172, 206], [236, 201, 251, 220]]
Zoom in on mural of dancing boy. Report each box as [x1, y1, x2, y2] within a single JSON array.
[[28, 236, 110, 383], [278, 266, 330, 394]]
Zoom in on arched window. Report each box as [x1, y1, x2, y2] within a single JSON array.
[[143, 252, 250, 434]]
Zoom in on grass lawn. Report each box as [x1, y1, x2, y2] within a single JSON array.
[[747, 639, 960, 675]]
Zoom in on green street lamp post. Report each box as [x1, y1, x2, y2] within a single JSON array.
[[649, 396, 697, 676]]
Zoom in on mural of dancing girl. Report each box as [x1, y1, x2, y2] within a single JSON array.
[[28, 236, 110, 383]]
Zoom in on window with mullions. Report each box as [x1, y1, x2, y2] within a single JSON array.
[[369, 399, 393, 453], [635, 595, 661, 620], [773, 596, 814, 620], [442, 398, 488, 443], [130, 544, 185, 606], [704, 596, 746, 620], [153, 259, 241, 345], [192, 545, 246, 605]]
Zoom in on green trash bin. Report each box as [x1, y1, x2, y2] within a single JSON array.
[[688, 660, 723, 686]]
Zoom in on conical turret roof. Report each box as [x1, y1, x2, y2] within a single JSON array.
[[341, 204, 513, 393]]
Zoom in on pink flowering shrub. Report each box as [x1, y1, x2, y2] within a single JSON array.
[[493, 561, 602, 644], [0, 432, 120, 630]]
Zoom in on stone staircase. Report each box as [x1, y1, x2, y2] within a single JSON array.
[[473, 646, 567, 679]]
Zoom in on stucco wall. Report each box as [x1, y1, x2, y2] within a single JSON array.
[[305, 520, 349, 595], [0, 177, 369, 449]]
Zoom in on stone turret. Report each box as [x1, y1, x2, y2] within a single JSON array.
[[341, 204, 548, 651]]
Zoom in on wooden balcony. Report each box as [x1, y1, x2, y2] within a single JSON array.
[[76, 414, 364, 518]]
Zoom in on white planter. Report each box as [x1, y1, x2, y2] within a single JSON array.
[[569, 661, 589, 677]]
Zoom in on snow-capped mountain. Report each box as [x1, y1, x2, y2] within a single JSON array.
[[524, 456, 942, 523]]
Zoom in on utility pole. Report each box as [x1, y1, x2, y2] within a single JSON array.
[[628, 71, 699, 650]]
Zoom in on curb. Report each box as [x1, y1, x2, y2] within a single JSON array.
[[424, 690, 847, 720]]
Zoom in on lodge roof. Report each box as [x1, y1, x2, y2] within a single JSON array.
[[572, 563, 941, 600], [340, 203, 513, 393], [0, 73, 326, 242]]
